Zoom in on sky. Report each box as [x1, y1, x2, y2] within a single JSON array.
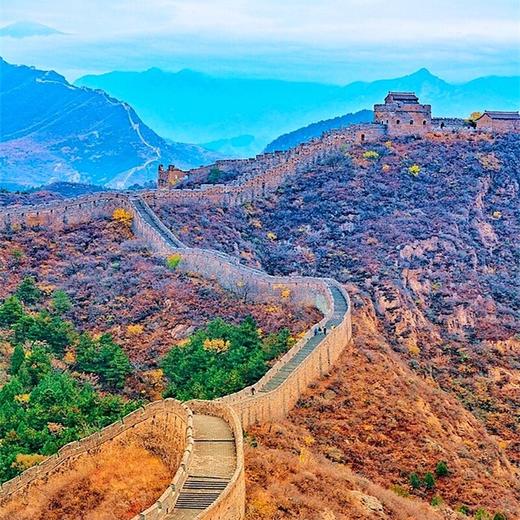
[[1, 0, 519, 83]]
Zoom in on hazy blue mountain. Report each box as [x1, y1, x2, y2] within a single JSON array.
[[265, 110, 373, 152], [201, 135, 258, 157], [76, 68, 520, 155], [0, 58, 220, 188], [0, 22, 64, 38]]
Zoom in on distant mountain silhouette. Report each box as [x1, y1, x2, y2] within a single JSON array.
[[0, 22, 64, 38], [76, 68, 520, 155], [265, 110, 373, 152], [0, 58, 220, 188]]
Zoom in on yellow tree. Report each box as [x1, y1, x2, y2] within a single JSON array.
[[112, 207, 133, 228]]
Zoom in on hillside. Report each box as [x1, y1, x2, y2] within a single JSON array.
[[153, 132, 520, 518], [76, 68, 520, 155], [0, 58, 220, 189]]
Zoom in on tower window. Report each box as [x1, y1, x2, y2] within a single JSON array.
[[410, 120, 414, 125], [423, 120, 427, 125], [396, 119, 400, 125], [360, 134, 365, 142]]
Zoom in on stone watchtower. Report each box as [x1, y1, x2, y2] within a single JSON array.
[[157, 164, 186, 189], [374, 92, 432, 136]]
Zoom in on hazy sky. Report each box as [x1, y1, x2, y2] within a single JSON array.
[[1, 0, 519, 83]]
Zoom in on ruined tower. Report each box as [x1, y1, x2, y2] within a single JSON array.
[[157, 164, 186, 189]]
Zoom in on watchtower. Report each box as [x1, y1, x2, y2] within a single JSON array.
[[374, 92, 432, 136]]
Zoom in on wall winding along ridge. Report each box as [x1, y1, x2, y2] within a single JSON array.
[[0, 399, 192, 516], [0, 125, 354, 519]]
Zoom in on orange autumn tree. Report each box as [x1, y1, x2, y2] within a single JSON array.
[[112, 207, 133, 228]]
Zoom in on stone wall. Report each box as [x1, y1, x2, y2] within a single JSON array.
[[0, 192, 130, 230], [431, 117, 470, 132], [0, 399, 192, 517], [144, 123, 386, 208], [220, 282, 351, 429]]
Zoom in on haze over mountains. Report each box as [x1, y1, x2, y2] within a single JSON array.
[[0, 21, 64, 38], [0, 58, 220, 189], [76, 68, 520, 156], [1, 56, 519, 189]]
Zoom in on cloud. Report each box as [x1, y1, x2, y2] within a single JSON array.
[[1, 0, 519, 43], [1, 0, 519, 83]]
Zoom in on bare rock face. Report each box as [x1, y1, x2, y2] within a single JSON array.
[[350, 491, 386, 517]]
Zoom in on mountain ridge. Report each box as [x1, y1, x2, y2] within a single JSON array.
[[0, 58, 221, 188]]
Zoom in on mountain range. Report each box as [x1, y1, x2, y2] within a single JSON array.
[[76, 67, 520, 156], [0, 58, 220, 189]]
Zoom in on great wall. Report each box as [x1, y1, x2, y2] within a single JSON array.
[[0, 92, 518, 519]]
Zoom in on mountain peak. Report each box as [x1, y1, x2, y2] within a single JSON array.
[[407, 67, 440, 80]]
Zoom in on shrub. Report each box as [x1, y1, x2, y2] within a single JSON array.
[[12, 312, 75, 356], [162, 317, 292, 400], [430, 496, 443, 507], [11, 453, 46, 472], [435, 460, 449, 477], [76, 334, 132, 389], [408, 164, 421, 177], [166, 253, 182, 270], [362, 150, 380, 160], [9, 344, 25, 375], [112, 207, 133, 227], [208, 167, 222, 183], [390, 485, 409, 497], [10, 247, 24, 262], [127, 324, 144, 335], [493, 514, 507, 520], [457, 505, 471, 515], [475, 509, 491, 520]]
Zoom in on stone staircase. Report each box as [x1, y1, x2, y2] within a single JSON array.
[[259, 285, 347, 393], [168, 414, 236, 519]]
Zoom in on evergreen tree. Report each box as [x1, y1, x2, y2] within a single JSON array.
[[0, 296, 24, 327], [15, 277, 42, 305], [9, 344, 25, 375], [424, 472, 436, 490], [51, 290, 72, 315]]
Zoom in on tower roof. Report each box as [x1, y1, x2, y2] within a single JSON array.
[[478, 111, 520, 121], [385, 92, 419, 104]]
